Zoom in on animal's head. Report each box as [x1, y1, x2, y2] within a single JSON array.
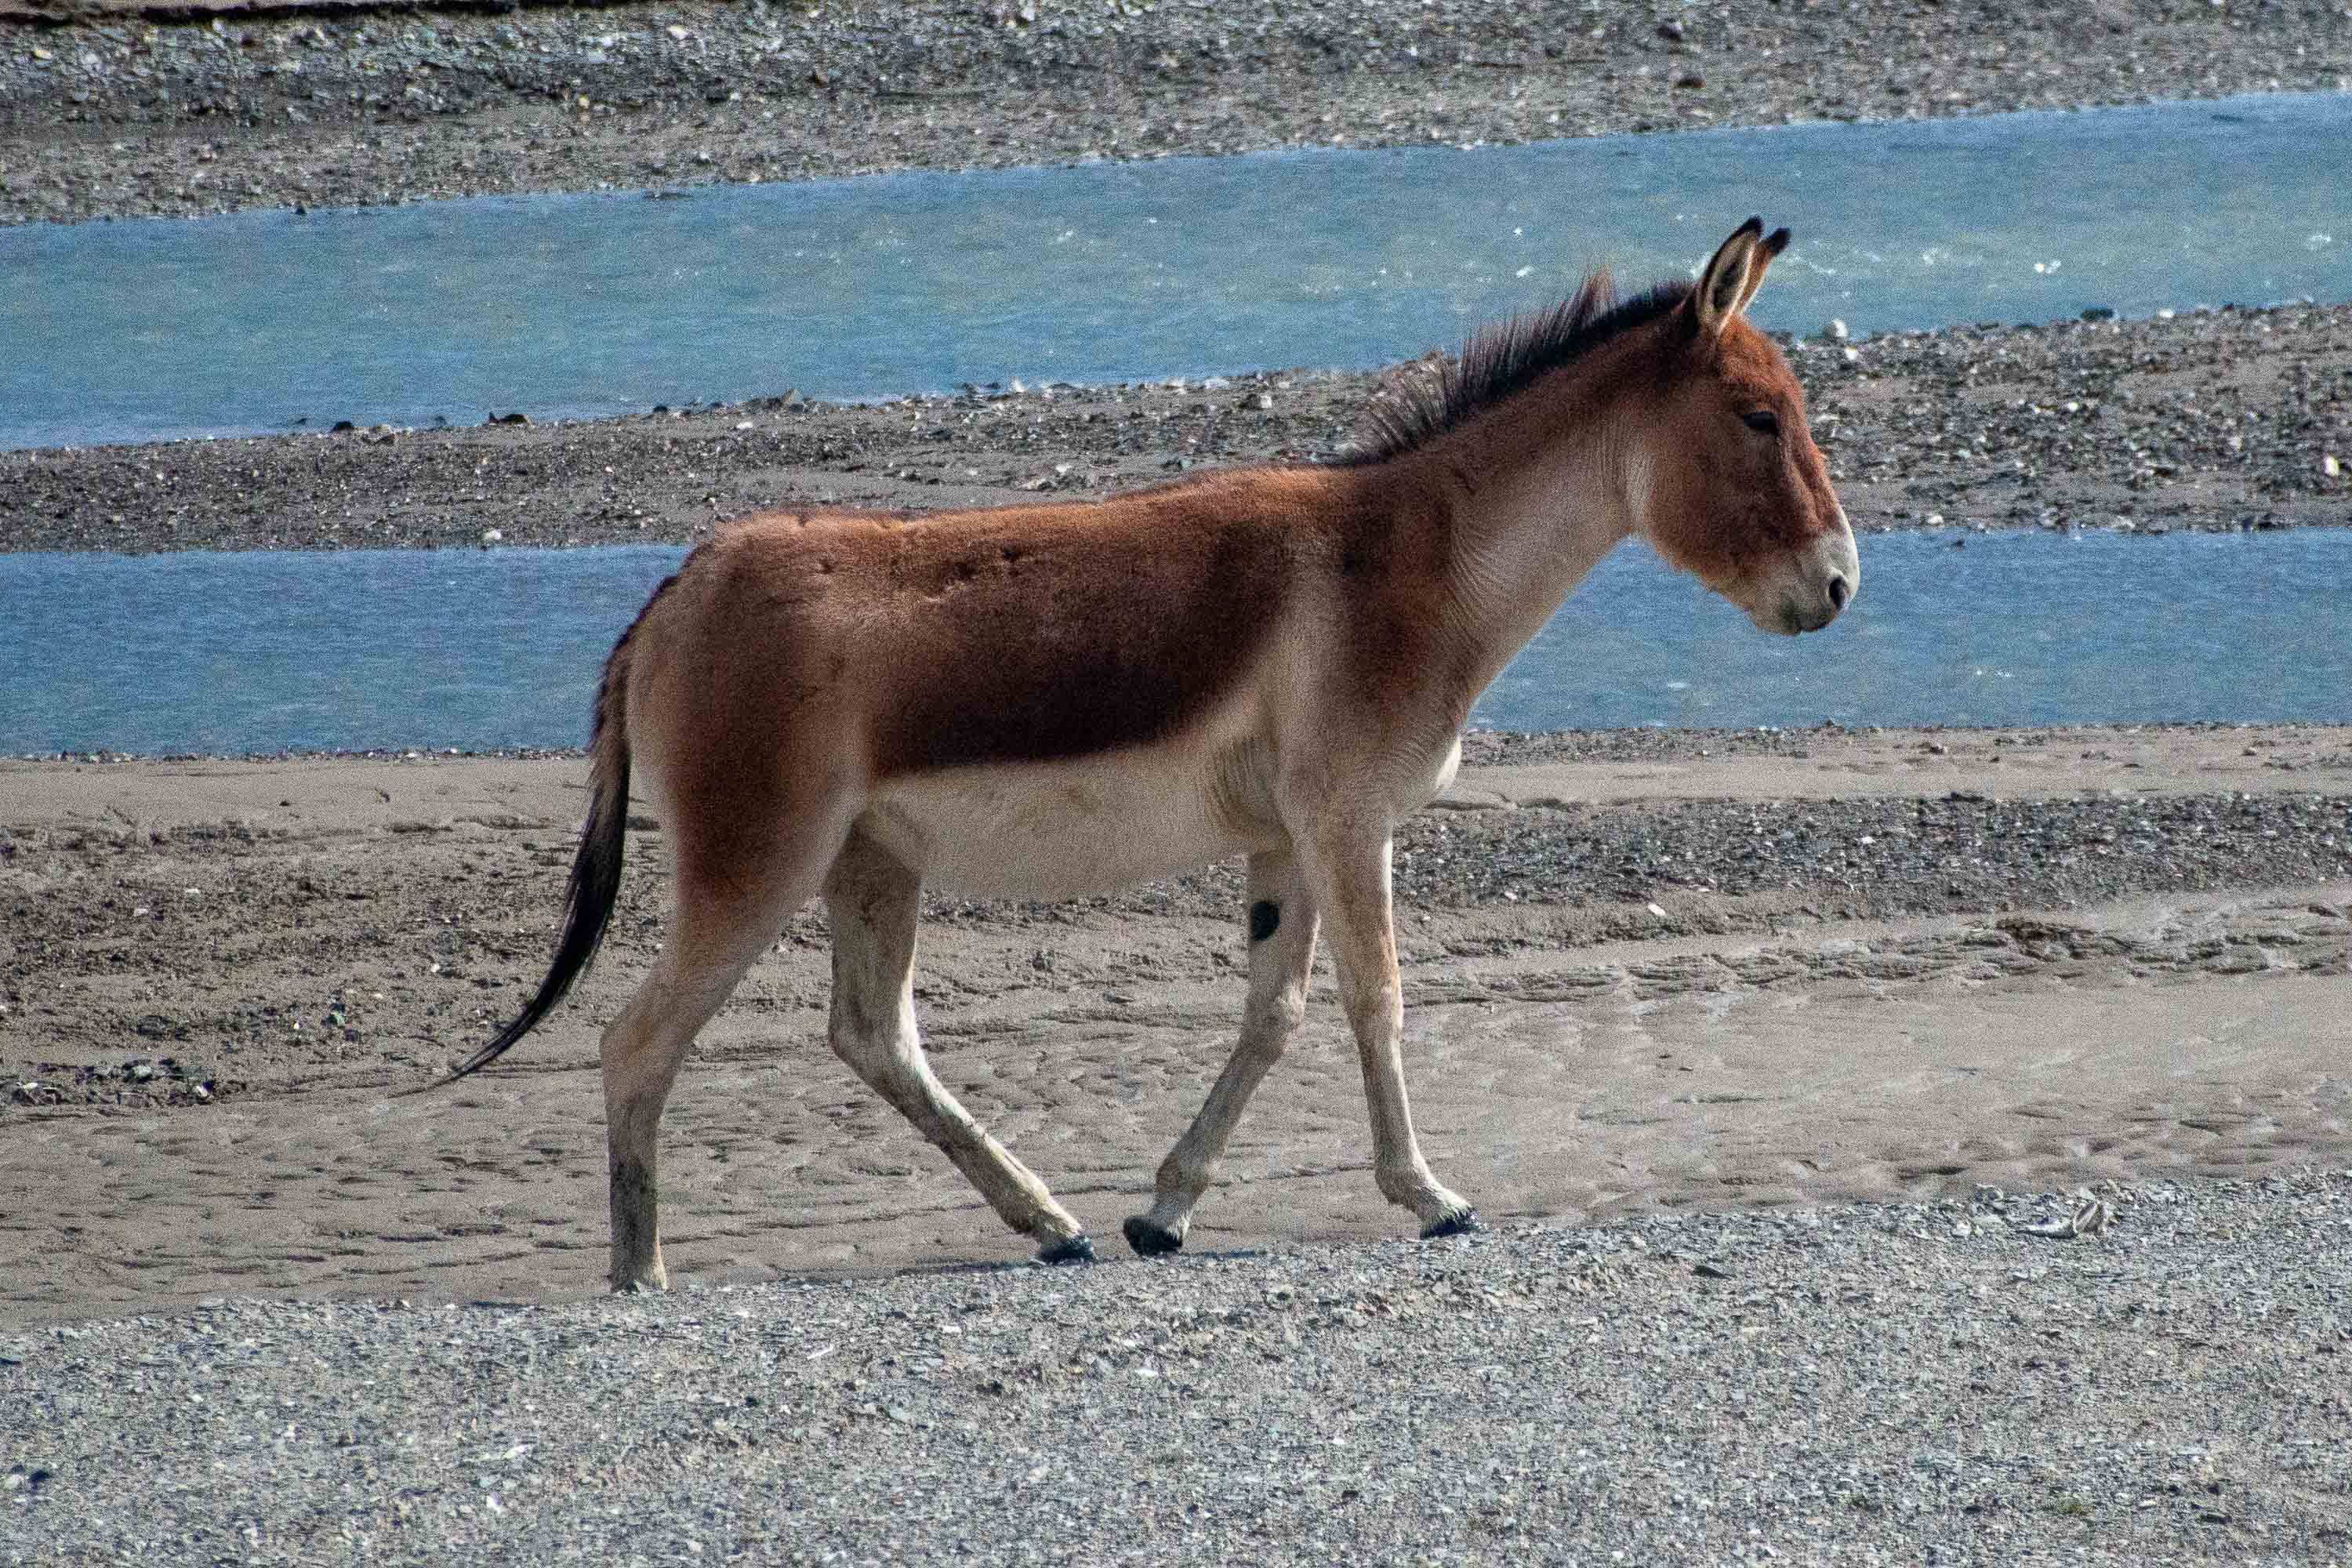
[[1632, 218, 1858, 635]]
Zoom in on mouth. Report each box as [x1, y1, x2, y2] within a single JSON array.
[[1752, 551, 1857, 636], [1751, 598, 1813, 637]]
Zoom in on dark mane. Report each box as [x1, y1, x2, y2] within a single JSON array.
[[1333, 274, 1690, 467]]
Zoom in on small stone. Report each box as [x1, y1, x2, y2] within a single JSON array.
[[666, 24, 690, 41], [2324, 453, 2341, 478], [1656, 19, 1686, 39], [1825, 318, 1849, 341], [481, 528, 503, 543], [1243, 390, 1273, 411]]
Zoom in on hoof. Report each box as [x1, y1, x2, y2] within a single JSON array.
[[1420, 1208, 1483, 1241], [1035, 1233, 1096, 1266], [1122, 1214, 1185, 1258]]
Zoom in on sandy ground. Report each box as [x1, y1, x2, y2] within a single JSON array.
[[5, 724, 2348, 1328]]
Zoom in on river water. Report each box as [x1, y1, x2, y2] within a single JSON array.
[[4, 92, 2344, 451], [8, 529, 2347, 757]]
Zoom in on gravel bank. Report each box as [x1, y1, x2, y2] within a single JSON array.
[[5, 0, 2349, 227], [6, 299, 2348, 553], [4, 1171, 2347, 1566]]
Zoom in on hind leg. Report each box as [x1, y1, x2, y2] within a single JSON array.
[[1123, 847, 1318, 1256], [603, 826, 840, 1293], [825, 828, 1091, 1262]]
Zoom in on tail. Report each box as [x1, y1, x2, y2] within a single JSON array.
[[413, 632, 640, 1091]]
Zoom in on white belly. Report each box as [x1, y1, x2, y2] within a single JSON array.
[[861, 743, 1274, 900], [856, 731, 1461, 901]]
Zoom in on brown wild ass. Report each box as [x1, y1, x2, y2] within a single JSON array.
[[443, 218, 1858, 1291]]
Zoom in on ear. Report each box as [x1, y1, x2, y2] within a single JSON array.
[[1690, 217, 1781, 339], [1733, 226, 1789, 315]]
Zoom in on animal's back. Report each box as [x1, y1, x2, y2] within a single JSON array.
[[626, 470, 1343, 786]]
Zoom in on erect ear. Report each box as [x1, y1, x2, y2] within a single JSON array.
[[1733, 225, 1790, 315], [1690, 216, 1784, 339]]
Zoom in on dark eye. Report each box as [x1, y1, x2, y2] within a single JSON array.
[[1741, 409, 1781, 437]]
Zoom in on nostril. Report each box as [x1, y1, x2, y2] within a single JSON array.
[[1828, 573, 1850, 612]]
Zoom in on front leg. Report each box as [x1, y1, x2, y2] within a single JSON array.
[[1298, 823, 1480, 1239], [1124, 847, 1319, 1256]]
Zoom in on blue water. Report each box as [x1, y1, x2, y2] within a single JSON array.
[[6, 531, 2349, 757], [4, 93, 2346, 452]]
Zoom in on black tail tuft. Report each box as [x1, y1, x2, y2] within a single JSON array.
[[403, 567, 681, 1098], [416, 749, 631, 1091]]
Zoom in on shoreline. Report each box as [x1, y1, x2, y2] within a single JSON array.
[[5, 0, 2349, 228], [20, 713, 2352, 764], [8, 297, 2350, 553]]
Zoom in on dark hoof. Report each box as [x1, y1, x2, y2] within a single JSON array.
[[1035, 1233, 1096, 1266], [1421, 1209, 1484, 1241], [1122, 1215, 1185, 1258]]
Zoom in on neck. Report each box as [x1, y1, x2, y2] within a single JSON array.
[[1382, 358, 1646, 711]]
